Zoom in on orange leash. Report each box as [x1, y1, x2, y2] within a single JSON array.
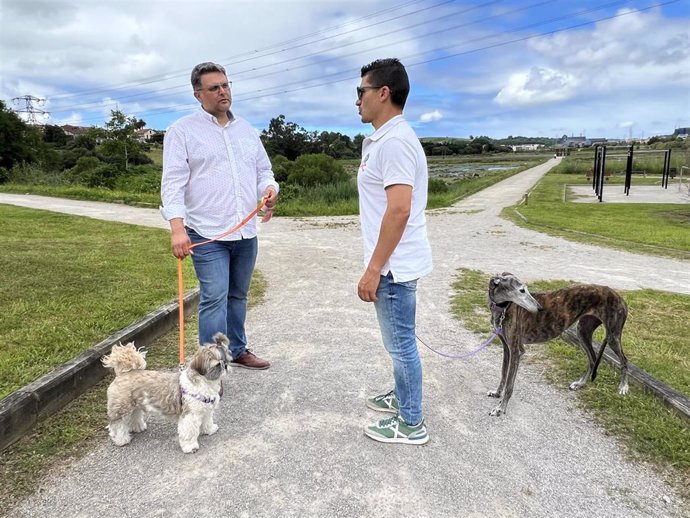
[[176, 199, 267, 367]]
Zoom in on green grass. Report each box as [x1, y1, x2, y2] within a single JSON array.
[[502, 169, 690, 259], [451, 268, 690, 493], [0, 205, 199, 399], [146, 145, 163, 167], [0, 183, 160, 207], [0, 206, 266, 514]]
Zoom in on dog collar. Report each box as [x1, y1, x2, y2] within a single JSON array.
[[489, 300, 510, 310], [180, 386, 217, 405]]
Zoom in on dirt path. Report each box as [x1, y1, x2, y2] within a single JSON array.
[[2, 160, 688, 517]]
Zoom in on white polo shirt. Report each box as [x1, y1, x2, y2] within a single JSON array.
[[357, 115, 433, 283]]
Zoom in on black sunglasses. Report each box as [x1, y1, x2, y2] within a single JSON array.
[[356, 85, 385, 100]]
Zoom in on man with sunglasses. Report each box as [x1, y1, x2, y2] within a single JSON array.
[[355, 58, 433, 445], [161, 62, 278, 369]]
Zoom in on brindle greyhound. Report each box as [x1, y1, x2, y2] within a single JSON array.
[[487, 272, 629, 416]]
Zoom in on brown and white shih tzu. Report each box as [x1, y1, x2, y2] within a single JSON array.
[[101, 333, 230, 453]]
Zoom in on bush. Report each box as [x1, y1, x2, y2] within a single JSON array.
[[428, 177, 449, 194], [271, 155, 292, 183], [287, 153, 348, 187], [65, 157, 120, 189], [113, 165, 161, 193], [7, 162, 63, 185], [276, 183, 301, 202], [129, 152, 154, 166]]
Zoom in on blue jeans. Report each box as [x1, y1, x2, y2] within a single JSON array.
[[374, 273, 422, 425], [187, 229, 257, 359]]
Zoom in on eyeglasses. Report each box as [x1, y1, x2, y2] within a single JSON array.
[[356, 85, 384, 100], [196, 82, 232, 94]]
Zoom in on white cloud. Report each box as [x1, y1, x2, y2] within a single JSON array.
[[419, 110, 442, 123], [494, 66, 578, 106], [0, 2, 687, 137]]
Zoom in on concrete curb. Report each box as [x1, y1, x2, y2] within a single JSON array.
[[561, 328, 690, 424], [0, 289, 199, 452]]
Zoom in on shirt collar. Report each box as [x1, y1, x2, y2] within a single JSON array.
[[198, 107, 235, 127], [367, 114, 406, 142]]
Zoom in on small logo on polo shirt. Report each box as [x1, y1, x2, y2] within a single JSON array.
[[359, 153, 369, 172]]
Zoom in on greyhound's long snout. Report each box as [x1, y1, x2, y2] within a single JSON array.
[[515, 287, 541, 313]]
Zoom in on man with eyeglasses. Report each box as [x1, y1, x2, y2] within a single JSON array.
[[161, 62, 278, 370], [355, 58, 432, 445]]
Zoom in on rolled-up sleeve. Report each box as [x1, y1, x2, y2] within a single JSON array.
[[160, 125, 190, 221]]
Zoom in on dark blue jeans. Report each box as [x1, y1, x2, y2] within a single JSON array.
[[187, 229, 257, 359]]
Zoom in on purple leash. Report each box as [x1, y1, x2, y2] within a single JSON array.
[[417, 328, 502, 360]]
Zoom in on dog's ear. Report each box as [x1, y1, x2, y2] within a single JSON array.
[[189, 347, 208, 377], [212, 332, 230, 348]]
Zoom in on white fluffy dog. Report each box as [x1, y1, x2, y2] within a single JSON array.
[[101, 333, 230, 453]]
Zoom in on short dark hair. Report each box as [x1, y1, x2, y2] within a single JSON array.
[[190, 62, 227, 90], [360, 58, 410, 109]]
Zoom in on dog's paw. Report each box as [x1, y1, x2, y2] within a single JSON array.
[[487, 390, 501, 398], [202, 424, 219, 436], [618, 382, 629, 396], [131, 421, 147, 433], [111, 435, 132, 447], [489, 405, 505, 417], [180, 442, 199, 454], [569, 380, 586, 391]]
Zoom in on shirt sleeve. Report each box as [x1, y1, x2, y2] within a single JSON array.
[[378, 137, 417, 189], [255, 133, 279, 198], [160, 125, 190, 221]]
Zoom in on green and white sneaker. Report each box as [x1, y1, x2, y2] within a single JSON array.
[[364, 415, 429, 445], [365, 390, 399, 414]]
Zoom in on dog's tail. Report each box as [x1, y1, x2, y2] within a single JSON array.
[[101, 342, 147, 375], [591, 337, 608, 381]]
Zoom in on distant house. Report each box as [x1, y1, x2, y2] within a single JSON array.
[[136, 128, 165, 142], [61, 125, 91, 137], [673, 127, 690, 139], [561, 135, 587, 148], [510, 144, 543, 152]]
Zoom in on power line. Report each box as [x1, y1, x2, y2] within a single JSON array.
[[59, 0, 616, 113], [47, 0, 503, 113], [43, 0, 447, 101], [67, 0, 679, 126]]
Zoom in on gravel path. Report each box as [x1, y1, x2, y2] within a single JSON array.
[[2, 159, 688, 517]]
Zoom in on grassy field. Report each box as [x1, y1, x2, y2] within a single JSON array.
[[502, 166, 690, 259], [0, 203, 266, 512], [0, 205, 200, 398], [451, 268, 690, 494]]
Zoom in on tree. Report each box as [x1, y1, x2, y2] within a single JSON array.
[[0, 100, 42, 171], [261, 115, 317, 160], [43, 125, 69, 147], [99, 109, 145, 171], [353, 134, 365, 154]]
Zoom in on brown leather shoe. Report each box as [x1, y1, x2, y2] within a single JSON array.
[[230, 350, 270, 370]]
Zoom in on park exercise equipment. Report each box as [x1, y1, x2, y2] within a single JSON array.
[[591, 145, 673, 201]]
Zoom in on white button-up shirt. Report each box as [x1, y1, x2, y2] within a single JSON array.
[[358, 115, 433, 283], [160, 109, 278, 240]]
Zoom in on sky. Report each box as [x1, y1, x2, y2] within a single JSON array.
[[1, 0, 688, 140]]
